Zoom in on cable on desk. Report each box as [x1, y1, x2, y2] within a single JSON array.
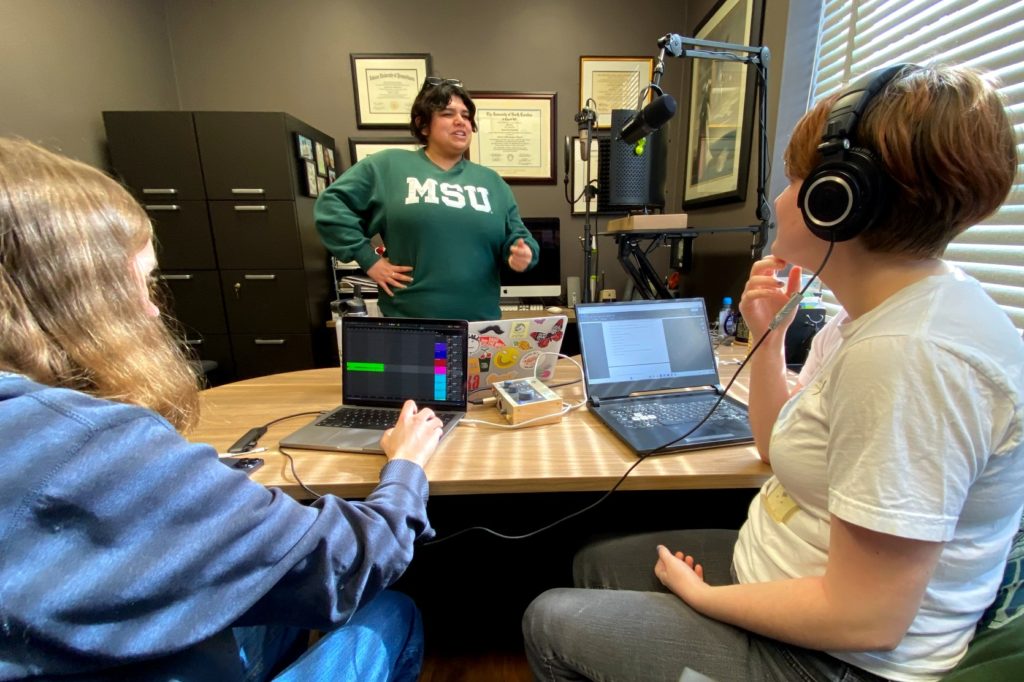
[[279, 446, 326, 500]]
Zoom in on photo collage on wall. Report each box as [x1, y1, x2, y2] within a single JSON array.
[[295, 133, 336, 198]]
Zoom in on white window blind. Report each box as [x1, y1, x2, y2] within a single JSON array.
[[809, 0, 1024, 331]]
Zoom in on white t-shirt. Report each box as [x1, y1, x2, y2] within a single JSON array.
[[733, 268, 1024, 681]]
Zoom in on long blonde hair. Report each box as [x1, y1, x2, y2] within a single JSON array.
[[0, 138, 200, 431]]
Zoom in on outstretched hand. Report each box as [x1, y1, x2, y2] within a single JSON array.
[[654, 545, 708, 605], [508, 238, 532, 272], [380, 400, 443, 469], [367, 257, 413, 297], [738, 256, 803, 341]]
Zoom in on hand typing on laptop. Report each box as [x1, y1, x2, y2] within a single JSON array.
[[381, 400, 443, 468]]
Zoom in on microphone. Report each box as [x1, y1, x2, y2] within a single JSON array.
[[617, 94, 677, 145], [574, 105, 597, 161]]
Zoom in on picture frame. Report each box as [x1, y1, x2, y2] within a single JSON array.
[[327, 169, 337, 183], [683, 0, 766, 209], [325, 147, 336, 171], [295, 133, 313, 161], [468, 91, 556, 184], [348, 137, 422, 165], [303, 160, 318, 197], [350, 53, 432, 128], [316, 176, 327, 195], [579, 57, 655, 129], [314, 141, 326, 175]]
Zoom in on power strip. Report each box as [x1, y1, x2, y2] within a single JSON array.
[[491, 377, 563, 426]]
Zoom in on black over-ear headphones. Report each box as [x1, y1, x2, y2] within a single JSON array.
[[799, 63, 917, 242]]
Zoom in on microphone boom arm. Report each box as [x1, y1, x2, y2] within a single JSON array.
[[656, 33, 772, 259]]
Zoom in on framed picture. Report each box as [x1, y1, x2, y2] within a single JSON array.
[[348, 137, 422, 165], [327, 169, 337, 183], [569, 136, 601, 215], [325, 147, 336, 171], [303, 160, 318, 197], [295, 133, 313, 161], [467, 91, 556, 184], [683, 0, 766, 209], [316, 176, 327, 195], [580, 57, 655, 129], [314, 141, 326, 175], [350, 53, 432, 128]]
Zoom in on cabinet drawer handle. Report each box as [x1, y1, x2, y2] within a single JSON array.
[[231, 188, 265, 195], [254, 339, 286, 345], [142, 188, 178, 195], [234, 205, 267, 212], [158, 274, 194, 281], [144, 204, 180, 211], [244, 274, 277, 281], [184, 338, 203, 346]]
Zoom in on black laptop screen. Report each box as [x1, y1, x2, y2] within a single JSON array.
[[576, 299, 720, 400], [341, 317, 468, 410]]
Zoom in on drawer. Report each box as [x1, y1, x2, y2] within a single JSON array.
[[209, 201, 302, 269], [158, 271, 228, 334], [103, 111, 207, 200], [181, 332, 235, 383], [145, 201, 216, 270], [231, 333, 314, 379], [221, 270, 309, 333], [194, 112, 294, 200]]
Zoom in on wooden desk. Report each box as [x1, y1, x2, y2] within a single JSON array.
[[190, 350, 771, 499]]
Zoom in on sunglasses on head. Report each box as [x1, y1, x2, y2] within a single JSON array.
[[424, 77, 463, 88]]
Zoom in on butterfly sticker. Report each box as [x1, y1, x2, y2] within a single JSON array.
[[530, 318, 565, 348]]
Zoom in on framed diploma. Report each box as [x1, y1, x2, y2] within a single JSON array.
[[348, 137, 422, 165], [350, 53, 432, 128], [468, 91, 556, 184], [579, 57, 655, 129]]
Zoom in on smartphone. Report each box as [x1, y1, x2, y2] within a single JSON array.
[[219, 457, 264, 475]]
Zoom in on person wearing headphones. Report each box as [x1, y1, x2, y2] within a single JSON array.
[[316, 77, 538, 321], [0, 138, 444, 680], [523, 64, 1023, 681]]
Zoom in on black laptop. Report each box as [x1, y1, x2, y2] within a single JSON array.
[[575, 299, 753, 455], [279, 316, 468, 453]]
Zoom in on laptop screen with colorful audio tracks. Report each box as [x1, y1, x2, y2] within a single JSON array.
[[340, 317, 468, 411]]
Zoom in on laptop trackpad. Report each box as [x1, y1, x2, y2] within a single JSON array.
[[326, 428, 383, 452]]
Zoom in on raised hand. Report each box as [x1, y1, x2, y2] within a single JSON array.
[[739, 256, 803, 341], [508, 238, 533, 273], [366, 257, 413, 297]]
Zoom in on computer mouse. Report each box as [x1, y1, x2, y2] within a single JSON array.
[[545, 306, 562, 314]]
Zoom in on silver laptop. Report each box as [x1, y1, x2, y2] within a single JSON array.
[[280, 317, 468, 453], [576, 299, 753, 455], [466, 315, 567, 392]]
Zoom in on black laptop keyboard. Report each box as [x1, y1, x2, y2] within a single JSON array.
[[609, 397, 747, 429], [317, 407, 457, 430]]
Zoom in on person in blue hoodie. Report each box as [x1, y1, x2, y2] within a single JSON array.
[[0, 137, 444, 681]]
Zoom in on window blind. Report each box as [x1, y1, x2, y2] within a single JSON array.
[[809, 0, 1024, 331]]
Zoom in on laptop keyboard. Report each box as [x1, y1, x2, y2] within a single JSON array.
[[609, 397, 747, 429], [317, 407, 457, 430]]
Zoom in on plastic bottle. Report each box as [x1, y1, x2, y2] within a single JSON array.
[[718, 297, 738, 337]]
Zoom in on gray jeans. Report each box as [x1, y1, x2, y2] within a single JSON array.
[[522, 529, 888, 682]]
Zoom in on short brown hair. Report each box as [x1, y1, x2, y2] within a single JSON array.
[[785, 65, 1018, 257], [0, 138, 200, 430], [409, 81, 477, 145]]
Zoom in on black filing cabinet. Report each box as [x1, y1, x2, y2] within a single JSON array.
[[104, 110, 336, 381]]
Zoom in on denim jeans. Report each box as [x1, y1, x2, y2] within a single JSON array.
[[237, 590, 424, 682], [523, 530, 888, 682]]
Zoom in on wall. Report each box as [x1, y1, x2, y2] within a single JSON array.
[[1, 0, 802, 304], [0, 0, 179, 167]]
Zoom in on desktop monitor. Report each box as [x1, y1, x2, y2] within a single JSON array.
[[500, 217, 561, 300]]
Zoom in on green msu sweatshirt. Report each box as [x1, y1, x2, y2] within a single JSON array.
[[315, 148, 539, 321]]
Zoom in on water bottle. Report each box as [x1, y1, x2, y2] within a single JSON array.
[[717, 297, 737, 338]]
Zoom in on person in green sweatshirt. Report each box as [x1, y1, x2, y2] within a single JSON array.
[[316, 77, 539, 321]]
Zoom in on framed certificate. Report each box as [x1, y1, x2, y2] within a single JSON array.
[[467, 91, 556, 184], [350, 53, 432, 128], [348, 137, 421, 165], [580, 57, 655, 129]]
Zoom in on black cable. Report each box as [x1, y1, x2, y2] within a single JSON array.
[[279, 447, 326, 500], [261, 410, 325, 429]]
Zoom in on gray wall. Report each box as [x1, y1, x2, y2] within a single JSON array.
[[1, 0, 803, 304], [0, 0, 179, 166]]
